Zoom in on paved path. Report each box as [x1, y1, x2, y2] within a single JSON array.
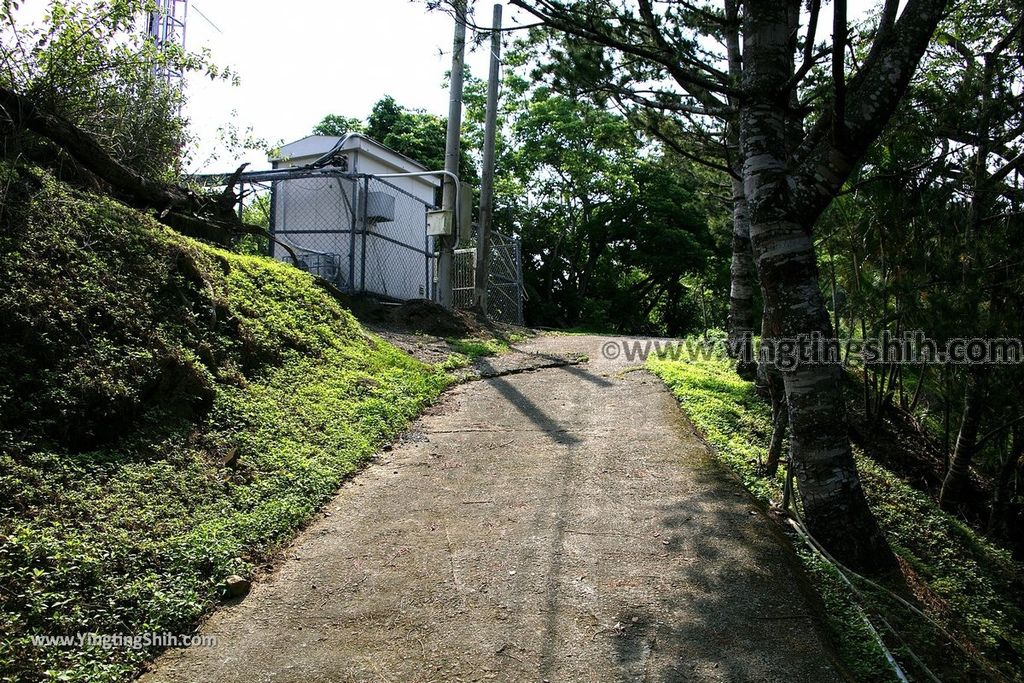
[[143, 335, 841, 683]]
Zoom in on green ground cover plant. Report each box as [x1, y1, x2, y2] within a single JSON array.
[[0, 165, 450, 682], [648, 348, 1024, 682]]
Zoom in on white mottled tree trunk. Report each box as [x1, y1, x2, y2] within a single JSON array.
[[741, 0, 893, 571], [727, 177, 757, 374], [724, 0, 757, 375]]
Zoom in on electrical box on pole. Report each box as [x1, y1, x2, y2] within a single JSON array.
[[427, 210, 453, 236]]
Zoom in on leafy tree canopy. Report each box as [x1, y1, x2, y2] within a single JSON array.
[[313, 95, 476, 181], [312, 114, 365, 137], [478, 44, 727, 333], [0, 0, 232, 180]]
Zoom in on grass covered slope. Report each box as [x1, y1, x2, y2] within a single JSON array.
[[0, 165, 449, 682], [648, 350, 1024, 683]]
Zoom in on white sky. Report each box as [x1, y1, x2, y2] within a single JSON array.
[[9, 0, 885, 173], [182, 0, 520, 173]]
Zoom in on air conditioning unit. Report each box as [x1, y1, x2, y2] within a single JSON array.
[[297, 253, 341, 282], [316, 254, 340, 282], [364, 191, 395, 223]]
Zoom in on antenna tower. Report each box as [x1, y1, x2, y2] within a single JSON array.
[[146, 0, 189, 85]]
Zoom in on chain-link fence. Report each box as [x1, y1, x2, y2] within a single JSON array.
[[452, 247, 476, 310], [486, 231, 524, 326], [199, 168, 523, 324], [452, 230, 524, 325], [265, 171, 434, 301]]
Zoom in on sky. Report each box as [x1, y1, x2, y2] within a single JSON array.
[[181, 0, 526, 173], [179, 0, 883, 174], [7, 0, 887, 173]]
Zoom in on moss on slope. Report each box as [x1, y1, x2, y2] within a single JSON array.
[[0, 166, 450, 682]]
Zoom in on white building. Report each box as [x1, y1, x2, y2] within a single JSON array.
[[269, 134, 441, 301]]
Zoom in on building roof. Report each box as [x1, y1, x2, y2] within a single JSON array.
[[271, 134, 347, 161], [271, 133, 437, 183]]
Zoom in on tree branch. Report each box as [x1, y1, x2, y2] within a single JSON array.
[[832, 0, 847, 147], [787, 0, 822, 92], [508, 0, 739, 100], [976, 414, 1024, 452], [790, 0, 950, 224], [0, 85, 271, 248], [0, 84, 192, 212], [990, 150, 1024, 185]]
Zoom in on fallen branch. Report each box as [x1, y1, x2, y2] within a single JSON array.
[[0, 85, 193, 212], [0, 86, 267, 248]]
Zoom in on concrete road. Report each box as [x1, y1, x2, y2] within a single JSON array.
[[142, 334, 841, 683]]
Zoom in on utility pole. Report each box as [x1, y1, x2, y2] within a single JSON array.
[[437, 0, 467, 309], [474, 3, 502, 312]]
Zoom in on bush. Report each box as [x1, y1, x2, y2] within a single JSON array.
[[0, 0, 233, 179]]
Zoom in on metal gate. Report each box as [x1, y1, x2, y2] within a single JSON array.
[[452, 230, 524, 325]]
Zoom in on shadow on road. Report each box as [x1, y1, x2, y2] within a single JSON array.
[[476, 357, 582, 446]]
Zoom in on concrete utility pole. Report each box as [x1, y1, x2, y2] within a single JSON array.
[[473, 3, 502, 312], [437, 0, 468, 309]]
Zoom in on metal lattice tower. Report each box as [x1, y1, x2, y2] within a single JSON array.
[[146, 0, 189, 85]]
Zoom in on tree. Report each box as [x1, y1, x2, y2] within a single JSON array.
[[314, 95, 477, 183], [510, 0, 952, 571], [0, 2, 274, 252], [312, 114, 365, 137], [928, 7, 1024, 511], [803, 0, 1023, 536], [0, 0, 232, 180], [521, 3, 758, 365], [796, 5, 1024, 556], [483, 51, 723, 332]]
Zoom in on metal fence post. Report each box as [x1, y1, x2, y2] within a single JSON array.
[[360, 176, 369, 294], [424, 217, 430, 301], [267, 180, 277, 258], [515, 237, 524, 325], [349, 176, 357, 293]]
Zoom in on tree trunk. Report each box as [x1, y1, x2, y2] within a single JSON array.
[[723, 0, 757, 378], [0, 86, 284, 252], [741, 0, 894, 572], [727, 176, 757, 378], [939, 370, 987, 511], [765, 368, 788, 477], [988, 424, 1022, 537]]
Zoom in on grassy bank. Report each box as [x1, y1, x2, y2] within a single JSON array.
[[0, 166, 450, 682], [647, 349, 1024, 682]]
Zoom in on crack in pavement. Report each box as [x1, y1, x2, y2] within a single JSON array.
[[142, 334, 842, 683]]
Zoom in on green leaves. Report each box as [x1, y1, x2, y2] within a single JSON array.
[[492, 75, 724, 333], [1, 0, 231, 179], [314, 95, 477, 183], [311, 114, 365, 137]]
